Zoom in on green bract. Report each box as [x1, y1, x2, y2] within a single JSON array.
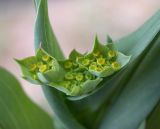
[[16, 48, 64, 85], [77, 37, 131, 77], [17, 36, 130, 96]]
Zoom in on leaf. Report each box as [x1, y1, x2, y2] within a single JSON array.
[[34, 0, 64, 60], [0, 67, 54, 129], [66, 11, 160, 129], [116, 10, 160, 60], [96, 11, 160, 129], [137, 121, 146, 129], [146, 102, 160, 129], [99, 32, 160, 129], [106, 35, 113, 43], [34, 0, 86, 129]]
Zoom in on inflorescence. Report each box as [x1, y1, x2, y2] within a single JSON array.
[[17, 37, 130, 96]]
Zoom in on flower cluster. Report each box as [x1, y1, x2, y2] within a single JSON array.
[[16, 37, 130, 97]]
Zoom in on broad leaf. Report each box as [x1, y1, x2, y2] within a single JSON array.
[[0, 67, 54, 129], [99, 32, 160, 129]]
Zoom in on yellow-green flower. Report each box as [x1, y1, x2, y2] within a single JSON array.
[[89, 64, 97, 71], [65, 72, 74, 80], [93, 51, 100, 57], [42, 55, 50, 62], [39, 64, 47, 73], [76, 73, 84, 82], [37, 62, 43, 68], [108, 50, 116, 58], [96, 67, 103, 72], [82, 59, 90, 66], [64, 61, 73, 69], [59, 81, 71, 90], [111, 61, 121, 70], [97, 57, 105, 65]]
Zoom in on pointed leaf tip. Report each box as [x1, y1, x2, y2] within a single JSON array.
[[107, 35, 113, 43]]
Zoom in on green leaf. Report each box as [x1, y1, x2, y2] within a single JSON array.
[[66, 11, 160, 129], [137, 121, 146, 129], [116, 10, 160, 60], [99, 31, 160, 129], [106, 35, 113, 43], [0, 67, 54, 129], [34, 0, 86, 129], [146, 102, 160, 129], [34, 0, 64, 60]]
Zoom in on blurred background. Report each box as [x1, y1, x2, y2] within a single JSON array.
[[0, 0, 160, 114]]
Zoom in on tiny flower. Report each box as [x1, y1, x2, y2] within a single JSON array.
[[91, 62, 97, 66], [93, 51, 100, 57], [42, 55, 50, 62], [59, 81, 71, 89], [111, 61, 121, 70], [37, 62, 43, 68], [64, 61, 73, 69], [96, 66, 103, 72], [75, 73, 84, 82], [103, 65, 110, 70], [108, 50, 116, 58], [85, 72, 93, 80], [39, 64, 47, 73], [65, 72, 74, 80], [81, 59, 90, 66], [97, 57, 105, 65], [89, 64, 97, 71]]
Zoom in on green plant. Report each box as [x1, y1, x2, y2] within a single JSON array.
[[0, 0, 160, 129]]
